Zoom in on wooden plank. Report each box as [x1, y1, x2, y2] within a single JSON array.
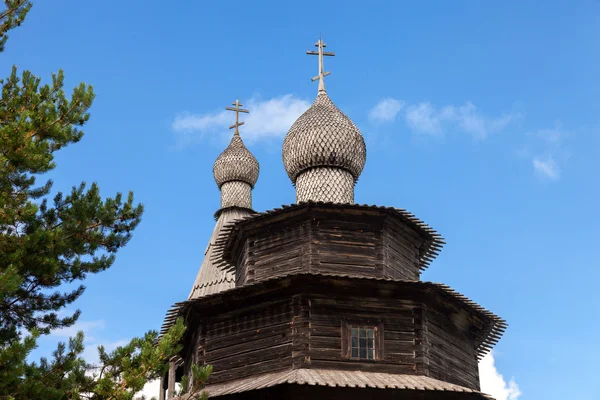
[[309, 359, 417, 374]]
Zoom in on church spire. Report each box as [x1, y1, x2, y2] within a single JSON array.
[[306, 35, 335, 92], [188, 100, 257, 301]]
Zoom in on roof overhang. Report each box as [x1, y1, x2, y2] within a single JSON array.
[[200, 368, 494, 399]]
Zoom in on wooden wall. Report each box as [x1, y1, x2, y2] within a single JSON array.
[[424, 306, 481, 390], [183, 278, 482, 392], [189, 298, 295, 384], [310, 212, 382, 278], [237, 219, 310, 286], [382, 217, 422, 281], [307, 294, 421, 375], [234, 208, 425, 286]]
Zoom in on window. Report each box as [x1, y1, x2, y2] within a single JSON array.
[[350, 327, 375, 360], [342, 320, 383, 361]]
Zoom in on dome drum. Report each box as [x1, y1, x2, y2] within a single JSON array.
[[296, 167, 354, 204], [220, 180, 252, 210]]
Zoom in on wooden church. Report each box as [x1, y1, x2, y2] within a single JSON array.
[[158, 38, 506, 400]]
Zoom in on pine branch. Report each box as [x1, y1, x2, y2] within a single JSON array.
[[0, 1, 32, 52]]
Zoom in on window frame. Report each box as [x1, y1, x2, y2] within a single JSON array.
[[341, 318, 384, 361]]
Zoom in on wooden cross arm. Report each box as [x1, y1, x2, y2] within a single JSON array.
[[229, 121, 245, 129], [226, 107, 249, 113], [311, 71, 331, 82], [306, 51, 335, 56]]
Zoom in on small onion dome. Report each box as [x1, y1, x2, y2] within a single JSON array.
[[282, 91, 366, 183], [213, 134, 259, 188]]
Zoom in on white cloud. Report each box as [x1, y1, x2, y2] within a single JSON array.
[[534, 127, 564, 143], [533, 156, 560, 180], [83, 338, 129, 367], [51, 319, 106, 342], [49, 318, 129, 366], [172, 94, 311, 144], [135, 378, 160, 400], [479, 352, 521, 400], [172, 110, 230, 134], [405, 103, 443, 135], [526, 125, 570, 181], [135, 380, 183, 400], [405, 101, 520, 139], [368, 98, 404, 123]]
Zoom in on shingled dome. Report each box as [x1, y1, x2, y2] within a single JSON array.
[[213, 134, 259, 188], [282, 92, 366, 183]]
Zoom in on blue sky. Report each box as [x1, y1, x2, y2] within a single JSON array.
[[3, 1, 600, 399]]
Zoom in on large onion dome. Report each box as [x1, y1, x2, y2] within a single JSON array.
[[213, 134, 259, 189], [282, 92, 366, 183], [282, 91, 366, 204]]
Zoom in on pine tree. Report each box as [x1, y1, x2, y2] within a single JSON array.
[[0, 0, 132, 346], [0, 2, 209, 398]]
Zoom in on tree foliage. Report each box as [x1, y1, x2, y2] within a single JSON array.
[[177, 364, 212, 400], [0, 2, 209, 399], [0, 318, 206, 400], [0, 48, 143, 345], [0, 0, 31, 52]]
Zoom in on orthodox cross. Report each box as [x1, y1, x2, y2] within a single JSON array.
[[226, 99, 249, 135], [307, 36, 335, 92]]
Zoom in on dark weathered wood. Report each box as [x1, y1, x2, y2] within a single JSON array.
[[291, 294, 310, 368], [382, 216, 422, 280], [414, 304, 429, 376], [177, 271, 492, 396], [185, 298, 295, 384], [425, 306, 481, 390], [230, 207, 428, 287], [309, 294, 418, 374]]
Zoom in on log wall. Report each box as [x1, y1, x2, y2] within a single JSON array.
[[382, 218, 422, 281], [183, 278, 482, 392], [425, 306, 481, 390], [238, 219, 310, 286], [192, 299, 295, 384], [234, 208, 425, 286], [307, 294, 420, 375], [310, 213, 382, 277]]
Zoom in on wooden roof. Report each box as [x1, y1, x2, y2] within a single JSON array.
[[199, 368, 494, 399], [187, 208, 251, 300], [210, 202, 445, 273]]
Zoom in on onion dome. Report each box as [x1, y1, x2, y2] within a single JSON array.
[[213, 99, 259, 213], [213, 133, 259, 212], [282, 92, 366, 183], [213, 133, 259, 189], [282, 37, 366, 204]]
